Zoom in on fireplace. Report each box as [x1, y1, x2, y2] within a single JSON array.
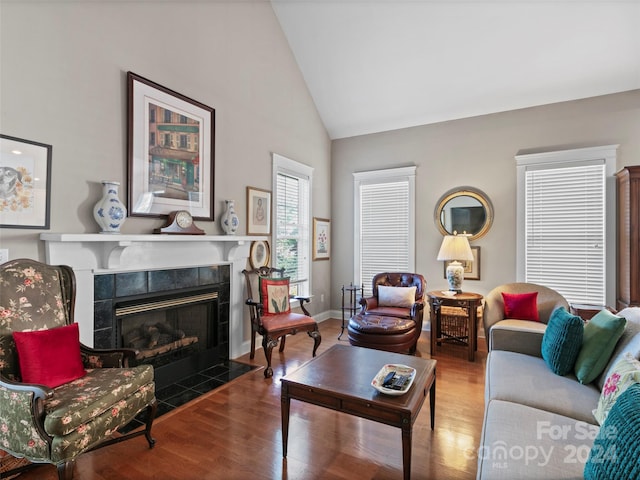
[[92, 265, 230, 389], [40, 233, 260, 366]]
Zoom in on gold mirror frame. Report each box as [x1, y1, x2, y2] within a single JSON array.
[[434, 186, 494, 240]]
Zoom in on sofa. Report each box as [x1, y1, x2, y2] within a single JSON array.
[[477, 287, 640, 479]]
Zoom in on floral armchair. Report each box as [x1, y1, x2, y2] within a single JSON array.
[[0, 259, 157, 480]]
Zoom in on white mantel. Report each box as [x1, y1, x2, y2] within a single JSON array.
[[40, 233, 266, 359]]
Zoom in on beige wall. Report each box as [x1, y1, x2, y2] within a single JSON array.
[[0, 2, 332, 312], [2, 2, 639, 316], [331, 90, 640, 309]]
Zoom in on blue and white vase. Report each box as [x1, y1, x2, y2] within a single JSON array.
[[220, 199, 239, 235], [93, 181, 127, 234]]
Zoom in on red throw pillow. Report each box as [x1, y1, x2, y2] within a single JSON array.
[[502, 291, 540, 321], [13, 323, 86, 388], [259, 277, 291, 314]]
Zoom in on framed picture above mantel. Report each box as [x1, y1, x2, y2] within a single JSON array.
[[127, 72, 215, 221], [246, 186, 271, 235]]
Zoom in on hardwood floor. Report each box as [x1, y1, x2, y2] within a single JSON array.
[[17, 319, 487, 480]]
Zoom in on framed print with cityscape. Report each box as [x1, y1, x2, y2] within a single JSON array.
[[127, 72, 215, 220]]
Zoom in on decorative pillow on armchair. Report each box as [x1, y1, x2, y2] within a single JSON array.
[[259, 277, 291, 314], [501, 291, 539, 321], [13, 322, 86, 388], [377, 285, 417, 308]]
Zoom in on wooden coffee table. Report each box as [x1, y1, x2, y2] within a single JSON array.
[[281, 344, 436, 480]]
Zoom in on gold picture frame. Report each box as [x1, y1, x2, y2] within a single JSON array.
[[249, 240, 270, 269]]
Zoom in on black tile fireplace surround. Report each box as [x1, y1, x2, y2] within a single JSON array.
[[93, 265, 230, 389]]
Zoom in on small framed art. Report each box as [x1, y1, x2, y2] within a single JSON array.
[[313, 217, 330, 261], [246, 186, 271, 235], [443, 246, 481, 280], [249, 240, 270, 269], [0, 134, 52, 229]]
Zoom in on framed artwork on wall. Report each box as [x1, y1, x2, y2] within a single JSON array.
[[443, 245, 481, 280], [313, 217, 330, 261], [127, 72, 215, 220], [0, 134, 52, 229], [249, 240, 271, 269], [246, 186, 271, 235]]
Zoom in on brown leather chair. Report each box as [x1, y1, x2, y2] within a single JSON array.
[[347, 272, 426, 354]]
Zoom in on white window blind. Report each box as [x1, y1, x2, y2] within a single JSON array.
[[524, 163, 606, 305], [273, 154, 311, 296], [354, 167, 415, 296]]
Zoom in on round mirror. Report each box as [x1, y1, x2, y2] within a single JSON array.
[[434, 186, 494, 240]]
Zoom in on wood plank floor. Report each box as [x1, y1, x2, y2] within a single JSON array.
[[17, 318, 487, 480]]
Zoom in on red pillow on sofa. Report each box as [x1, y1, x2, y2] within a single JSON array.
[[502, 292, 539, 321], [13, 323, 86, 388]]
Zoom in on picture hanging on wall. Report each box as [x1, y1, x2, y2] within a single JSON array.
[[127, 72, 215, 220], [313, 217, 330, 261], [249, 240, 271, 269], [0, 134, 52, 229], [246, 186, 271, 235], [443, 246, 481, 280]]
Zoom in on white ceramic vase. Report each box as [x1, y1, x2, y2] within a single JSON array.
[[220, 199, 239, 235], [93, 181, 127, 234]]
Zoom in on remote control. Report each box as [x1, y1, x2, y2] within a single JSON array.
[[382, 371, 396, 387], [390, 375, 409, 390]]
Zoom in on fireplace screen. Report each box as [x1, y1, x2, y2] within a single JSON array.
[[116, 290, 217, 368]]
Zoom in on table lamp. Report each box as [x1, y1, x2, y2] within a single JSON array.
[[437, 233, 474, 293]]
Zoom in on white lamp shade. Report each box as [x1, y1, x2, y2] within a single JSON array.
[[437, 235, 473, 262]]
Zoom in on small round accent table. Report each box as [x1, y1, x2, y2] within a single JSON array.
[[427, 291, 483, 361]]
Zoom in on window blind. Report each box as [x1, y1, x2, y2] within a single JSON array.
[[359, 180, 410, 296], [525, 163, 606, 305], [275, 171, 310, 293]]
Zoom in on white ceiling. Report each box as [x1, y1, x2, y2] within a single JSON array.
[[271, 0, 640, 139]]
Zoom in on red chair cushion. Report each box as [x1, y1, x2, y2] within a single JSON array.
[[13, 323, 86, 388], [261, 312, 316, 331]]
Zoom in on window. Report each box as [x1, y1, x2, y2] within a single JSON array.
[[273, 153, 313, 296], [354, 167, 416, 296], [516, 145, 617, 305]]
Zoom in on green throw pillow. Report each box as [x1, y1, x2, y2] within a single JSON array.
[[574, 310, 627, 384], [541, 307, 584, 376], [584, 382, 640, 479]]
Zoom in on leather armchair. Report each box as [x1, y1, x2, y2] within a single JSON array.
[[360, 272, 427, 328], [348, 272, 426, 354]]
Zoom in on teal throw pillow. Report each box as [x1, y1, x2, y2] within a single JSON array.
[[584, 382, 640, 480], [541, 307, 584, 375], [574, 310, 627, 384]]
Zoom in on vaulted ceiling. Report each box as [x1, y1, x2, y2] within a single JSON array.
[[271, 1, 640, 139]]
